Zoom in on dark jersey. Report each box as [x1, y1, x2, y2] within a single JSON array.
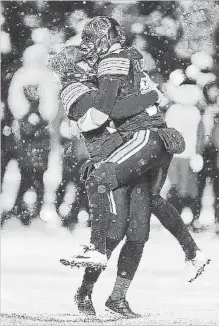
[[55, 46, 161, 162], [59, 79, 158, 162], [95, 46, 149, 114], [94, 45, 165, 133]]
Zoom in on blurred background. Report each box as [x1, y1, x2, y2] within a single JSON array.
[[1, 0, 219, 234]]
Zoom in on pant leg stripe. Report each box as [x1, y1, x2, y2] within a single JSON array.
[[106, 130, 145, 164], [107, 190, 117, 215], [106, 131, 146, 164], [106, 130, 149, 164], [117, 129, 150, 164], [106, 131, 139, 162]]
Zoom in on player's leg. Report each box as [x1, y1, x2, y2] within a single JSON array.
[[84, 130, 168, 254], [106, 179, 151, 318], [149, 162, 199, 260], [73, 186, 130, 315], [68, 130, 169, 264], [74, 238, 121, 315], [148, 163, 210, 282]]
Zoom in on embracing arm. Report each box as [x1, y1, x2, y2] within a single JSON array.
[[75, 76, 122, 132], [68, 83, 158, 132], [112, 90, 158, 119]]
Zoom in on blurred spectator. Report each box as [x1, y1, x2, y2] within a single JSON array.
[[6, 44, 59, 225], [1, 102, 16, 188], [165, 76, 203, 225], [55, 118, 89, 229], [192, 82, 219, 233], [1, 0, 219, 231]]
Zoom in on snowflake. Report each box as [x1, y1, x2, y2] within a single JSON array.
[[67, 10, 88, 30], [0, 13, 5, 26], [0, 31, 11, 54], [36, 0, 47, 9], [23, 14, 40, 28]]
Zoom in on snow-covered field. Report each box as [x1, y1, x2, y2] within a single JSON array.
[[1, 216, 219, 326]]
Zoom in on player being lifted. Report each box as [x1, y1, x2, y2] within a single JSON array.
[[50, 17, 210, 317]]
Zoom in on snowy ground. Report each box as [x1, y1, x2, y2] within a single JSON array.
[[1, 215, 219, 326]]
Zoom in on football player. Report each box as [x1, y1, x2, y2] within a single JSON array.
[[49, 45, 159, 317], [49, 34, 209, 316], [72, 16, 209, 279]]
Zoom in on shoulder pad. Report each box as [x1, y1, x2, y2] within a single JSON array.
[[98, 55, 130, 78], [125, 47, 143, 60]]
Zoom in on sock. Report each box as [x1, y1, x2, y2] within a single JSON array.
[[110, 276, 131, 300], [80, 267, 102, 296]]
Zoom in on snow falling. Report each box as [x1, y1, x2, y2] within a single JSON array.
[[1, 1, 219, 325]]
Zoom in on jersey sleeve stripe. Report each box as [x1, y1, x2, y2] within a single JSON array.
[[60, 82, 91, 115], [98, 57, 130, 77], [100, 59, 130, 66]]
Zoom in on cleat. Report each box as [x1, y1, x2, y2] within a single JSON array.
[[60, 244, 107, 269], [186, 251, 211, 283], [105, 296, 141, 318], [74, 288, 96, 315], [60, 259, 71, 266]]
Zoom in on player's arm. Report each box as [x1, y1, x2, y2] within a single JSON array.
[[90, 56, 131, 121], [112, 90, 158, 119], [71, 58, 129, 132], [74, 83, 158, 130], [67, 86, 158, 129]]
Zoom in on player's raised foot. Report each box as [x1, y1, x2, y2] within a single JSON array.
[[186, 251, 211, 283], [74, 288, 96, 315], [60, 244, 107, 269], [105, 296, 141, 319]]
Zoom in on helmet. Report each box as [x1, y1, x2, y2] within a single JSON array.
[[80, 16, 125, 62], [48, 45, 96, 86], [48, 46, 84, 74]]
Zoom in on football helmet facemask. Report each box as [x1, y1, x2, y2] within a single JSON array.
[[80, 16, 125, 65]]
